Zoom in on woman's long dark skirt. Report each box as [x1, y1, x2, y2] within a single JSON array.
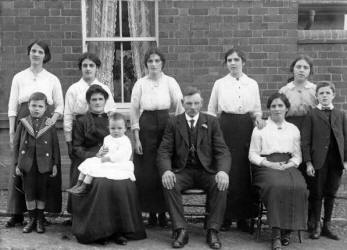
[[252, 164, 308, 230], [134, 110, 169, 213], [219, 112, 256, 220], [7, 103, 62, 214], [72, 178, 146, 244]]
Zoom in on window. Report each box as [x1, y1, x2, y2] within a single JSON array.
[[81, 0, 159, 104], [298, 2, 347, 30]]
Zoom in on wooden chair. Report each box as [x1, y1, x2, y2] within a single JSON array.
[[181, 188, 208, 227]]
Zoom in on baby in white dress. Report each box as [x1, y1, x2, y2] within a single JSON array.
[[67, 113, 134, 195]]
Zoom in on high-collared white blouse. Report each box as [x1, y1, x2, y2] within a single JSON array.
[[130, 73, 183, 130], [63, 78, 117, 142], [248, 118, 302, 168], [8, 68, 64, 117], [207, 73, 262, 118], [279, 81, 316, 117]]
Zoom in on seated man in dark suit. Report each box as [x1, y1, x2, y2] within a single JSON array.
[[157, 86, 231, 249]]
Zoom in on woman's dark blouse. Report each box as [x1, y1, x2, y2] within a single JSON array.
[[72, 112, 109, 161]]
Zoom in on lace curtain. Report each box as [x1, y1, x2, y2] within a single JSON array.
[[128, 0, 152, 79], [88, 0, 118, 93]]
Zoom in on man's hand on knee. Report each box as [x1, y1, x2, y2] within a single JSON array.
[[162, 170, 176, 190], [215, 171, 229, 191]]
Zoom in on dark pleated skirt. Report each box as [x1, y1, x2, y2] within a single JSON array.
[[7, 103, 62, 214], [72, 178, 146, 244], [133, 110, 169, 212], [252, 153, 308, 230], [219, 112, 256, 219]]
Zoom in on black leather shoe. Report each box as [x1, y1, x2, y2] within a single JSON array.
[[321, 222, 340, 240], [23, 218, 36, 233], [172, 229, 189, 248], [280, 230, 291, 246], [206, 229, 221, 249], [114, 235, 128, 245], [36, 219, 45, 233], [310, 221, 321, 239], [5, 215, 24, 228]]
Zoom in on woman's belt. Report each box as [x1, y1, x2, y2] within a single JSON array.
[[261, 153, 291, 163]]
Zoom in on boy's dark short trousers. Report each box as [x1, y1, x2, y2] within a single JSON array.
[[21, 157, 49, 202]]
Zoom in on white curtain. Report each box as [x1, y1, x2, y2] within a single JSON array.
[[89, 0, 118, 93], [128, 0, 152, 78]]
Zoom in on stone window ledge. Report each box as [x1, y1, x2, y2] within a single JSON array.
[[298, 30, 347, 44]]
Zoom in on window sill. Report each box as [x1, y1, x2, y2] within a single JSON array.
[[298, 30, 347, 44]]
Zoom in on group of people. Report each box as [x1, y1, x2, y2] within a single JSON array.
[[5, 40, 346, 250]]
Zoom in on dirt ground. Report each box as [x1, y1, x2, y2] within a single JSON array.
[[1, 216, 347, 250]]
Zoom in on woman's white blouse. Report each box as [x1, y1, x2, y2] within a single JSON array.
[[130, 73, 183, 130], [63, 78, 117, 142], [248, 118, 302, 167], [207, 73, 262, 117], [8, 68, 64, 117]]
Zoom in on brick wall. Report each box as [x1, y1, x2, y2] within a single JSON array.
[[0, 0, 82, 113], [159, 0, 299, 109]]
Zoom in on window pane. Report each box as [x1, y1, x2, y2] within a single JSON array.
[[298, 4, 347, 30], [113, 41, 156, 102]]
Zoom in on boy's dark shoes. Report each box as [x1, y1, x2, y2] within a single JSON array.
[[5, 214, 24, 228], [36, 219, 45, 233], [321, 222, 340, 240], [36, 209, 45, 233], [23, 210, 36, 233]]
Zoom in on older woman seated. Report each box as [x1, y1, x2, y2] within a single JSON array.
[[249, 93, 308, 250], [70, 85, 146, 245]]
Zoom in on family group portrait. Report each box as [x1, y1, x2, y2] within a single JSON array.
[[1, 0, 347, 249]]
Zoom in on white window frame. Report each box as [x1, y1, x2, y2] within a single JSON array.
[[81, 0, 159, 107]]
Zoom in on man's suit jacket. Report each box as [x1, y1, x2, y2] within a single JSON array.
[[157, 112, 231, 176], [301, 108, 347, 170], [13, 115, 60, 174]]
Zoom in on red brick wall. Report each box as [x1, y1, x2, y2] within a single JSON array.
[[0, 0, 82, 113]]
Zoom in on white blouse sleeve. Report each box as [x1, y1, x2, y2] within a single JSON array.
[[252, 83, 262, 118], [63, 88, 75, 142], [248, 128, 266, 166], [8, 74, 20, 117], [289, 127, 302, 167], [207, 81, 218, 116], [52, 76, 64, 115], [109, 137, 133, 162], [130, 81, 141, 130], [169, 78, 184, 115]]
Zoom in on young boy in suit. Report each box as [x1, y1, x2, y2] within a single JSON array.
[[13, 92, 60, 234], [302, 81, 347, 240]]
